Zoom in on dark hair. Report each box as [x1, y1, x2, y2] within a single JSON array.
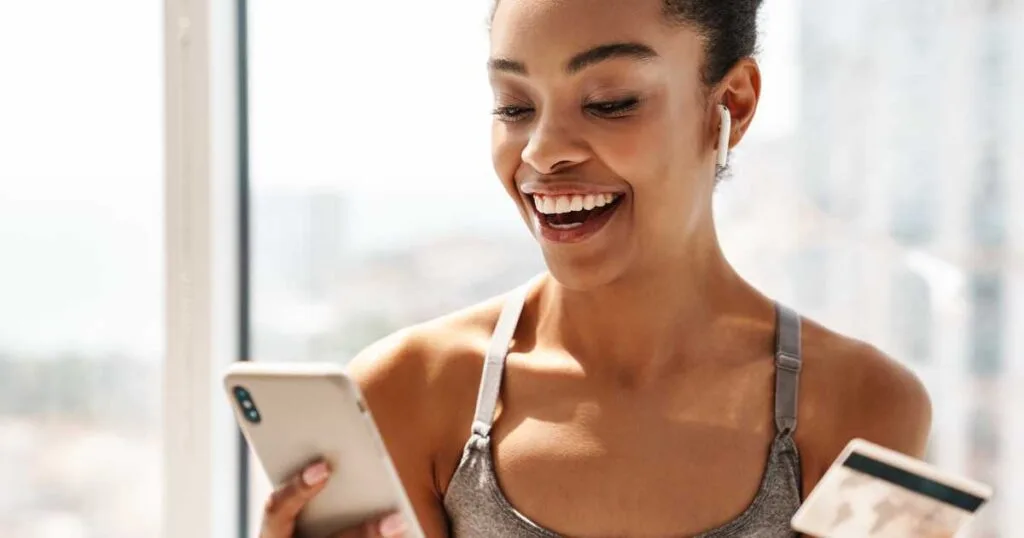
[[490, 0, 763, 87], [662, 0, 763, 86]]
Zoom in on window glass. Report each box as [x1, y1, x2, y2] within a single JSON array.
[[0, 1, 163, 537], [249, 1, 544, 365]]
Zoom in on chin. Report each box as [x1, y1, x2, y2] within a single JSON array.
[[539, 247, 633, 291]]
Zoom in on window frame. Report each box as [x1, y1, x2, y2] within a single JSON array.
[[163, 0, 250, 536]]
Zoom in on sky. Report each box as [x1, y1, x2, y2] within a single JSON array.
[[0, 0, 798, 359], [0, 0, 163, 359]]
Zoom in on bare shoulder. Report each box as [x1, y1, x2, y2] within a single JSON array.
[[340, 294, 510, 533], [796, 318, 933, 488], [345, 293, 508, 472]]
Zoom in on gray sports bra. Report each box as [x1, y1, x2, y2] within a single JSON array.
[[443, 282, 805, 537]]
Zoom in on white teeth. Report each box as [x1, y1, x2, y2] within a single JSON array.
[[570, 195, 583, 212], [531, 194, 618, 215], [555, 196, 571, 214], [541, 196, 556, 214]]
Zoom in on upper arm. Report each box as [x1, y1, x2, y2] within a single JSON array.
[[347, 329, 451, 538], [841, 346, 932, 458], [800, 340, 933, 495]]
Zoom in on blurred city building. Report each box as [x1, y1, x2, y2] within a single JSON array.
[[789, 2, 1024, 535]]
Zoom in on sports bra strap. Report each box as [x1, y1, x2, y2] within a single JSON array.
[[470, 282, 532, 438], [774, 302, 803, 436], [470, 287, 803, 439]]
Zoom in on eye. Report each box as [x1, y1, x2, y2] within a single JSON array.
[[492, 105, 534, 123], [585, 97, 641, 118]]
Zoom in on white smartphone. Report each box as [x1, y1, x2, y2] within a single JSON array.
[[223, 362, 426, 538], [791, 438, 993, 538]]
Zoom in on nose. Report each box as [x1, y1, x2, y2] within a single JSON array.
[[521, 114, 590, 174]]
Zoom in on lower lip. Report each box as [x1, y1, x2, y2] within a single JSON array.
[[530, 196, 624, 244]]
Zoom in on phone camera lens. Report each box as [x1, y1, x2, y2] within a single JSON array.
[[233, 385, 260, 424]]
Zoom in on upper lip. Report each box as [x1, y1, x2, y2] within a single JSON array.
[[519, 180, 626, 197]]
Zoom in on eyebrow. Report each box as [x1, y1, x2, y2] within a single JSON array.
[[488, 42, 659, 76]]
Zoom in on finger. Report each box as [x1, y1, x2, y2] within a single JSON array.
[[263, 461, 332, 533], [333, 513, 408, 538], [375, 513, 409, 538]]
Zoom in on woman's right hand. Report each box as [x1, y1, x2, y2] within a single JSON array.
[[259, 461, 409, 538]]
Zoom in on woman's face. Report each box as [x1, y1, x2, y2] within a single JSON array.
[[489, 0, 720, 289]]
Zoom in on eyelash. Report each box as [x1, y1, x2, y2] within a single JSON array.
[[491, 105, 533, 122], [585, 97, 641, 118], [491, 97, 642, 123]]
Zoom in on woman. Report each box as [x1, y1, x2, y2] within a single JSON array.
[[261, 0, 932, 536]]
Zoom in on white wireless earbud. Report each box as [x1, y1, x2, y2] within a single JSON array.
[[717, 104, 731, 168]]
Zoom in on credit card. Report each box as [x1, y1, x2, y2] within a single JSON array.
[[791, 439, 992, 538]]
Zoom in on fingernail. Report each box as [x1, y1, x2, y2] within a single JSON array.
[[378, 513, 407, 537], [302, 462, 330, 486]]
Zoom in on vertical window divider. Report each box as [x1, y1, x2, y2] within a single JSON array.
[[163, 0, 245, 536]]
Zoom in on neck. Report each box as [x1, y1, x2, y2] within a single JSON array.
[[534, 222, 770, 380]]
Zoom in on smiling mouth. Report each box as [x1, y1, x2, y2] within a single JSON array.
[[530, 193, 623, 229]]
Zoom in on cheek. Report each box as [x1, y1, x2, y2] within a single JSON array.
[[628, 106, 705, 192], [594, 114, 679, 190], [596, 110, 708, 233]]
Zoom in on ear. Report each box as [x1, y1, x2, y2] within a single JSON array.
[[716, 58, 762, 151]]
